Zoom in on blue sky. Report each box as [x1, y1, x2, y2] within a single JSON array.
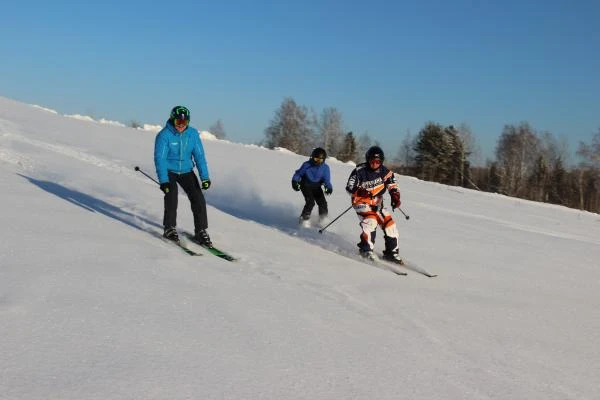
[[1, 0, 599, 163]]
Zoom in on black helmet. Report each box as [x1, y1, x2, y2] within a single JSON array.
[[365, 146, 384, 162], [170, 105, 190, 122], [311, 147, 327, 160]]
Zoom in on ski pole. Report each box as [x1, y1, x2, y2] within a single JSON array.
[[134, 166, 159, 185], [318, 204, 354, 234], [398, 207, 410, 220]]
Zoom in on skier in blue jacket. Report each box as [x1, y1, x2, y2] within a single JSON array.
[[154, 105, 212, 246], [291, 147, 333, 224]]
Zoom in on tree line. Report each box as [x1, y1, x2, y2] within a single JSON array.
[[262, 97, 600, 214]]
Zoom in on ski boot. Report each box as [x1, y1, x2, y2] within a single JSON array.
[[299, 213, 311, 228], [318, 214, 330, 228], [163, 227, 180, 243], [194, 229, 213, 247], [359, 249, 378, 262], [382, 250, 404, 265]]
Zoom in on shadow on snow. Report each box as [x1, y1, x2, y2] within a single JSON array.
[[19, 174, 162, 233]]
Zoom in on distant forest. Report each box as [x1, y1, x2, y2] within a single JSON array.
[[262, 97, 600, 214]]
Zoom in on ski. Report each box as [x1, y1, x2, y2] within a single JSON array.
[[153, 232, 202, 256], [183, 233, 236, 262], [148, 230, 202, 256], [398, 260, 437, 278], [172, 240, 203, 256], [358, 254, 408, 276], [359, 254, 437, 277], [377, 259, 409, 276], [380, 263, 409, 276]]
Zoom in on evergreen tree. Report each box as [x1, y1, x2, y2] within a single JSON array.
[[413, 122, 462, 183], [488, 162, 502, 193], [547, 157, 568, 205], [528, 155, 548, 201], [446, 125, 468, 186]]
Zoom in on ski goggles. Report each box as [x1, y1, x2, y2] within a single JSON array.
[[174, 118, 189, 128], [369, 158, 382, 167]]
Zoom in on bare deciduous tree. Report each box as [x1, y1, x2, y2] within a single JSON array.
[[264, 97, 314, 154], [356, 132, 375, 163], [456, 123, 482, 166], [577, 128, 600, 168], [395, 129, 415, 166], [319, 107, 344, 157], [495, 122, 541, 196], [576, 128, 600, 210]]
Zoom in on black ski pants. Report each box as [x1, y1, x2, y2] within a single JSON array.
[[300, 181, 328, 217], [163, 171, 207, 232]]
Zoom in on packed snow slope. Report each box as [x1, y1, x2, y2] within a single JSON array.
[[1, 96, 599, 400]]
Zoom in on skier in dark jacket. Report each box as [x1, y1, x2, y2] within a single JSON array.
[[154, 105, 212, 246], [291, 147, 333, 225], [346, 146, 402, 262]]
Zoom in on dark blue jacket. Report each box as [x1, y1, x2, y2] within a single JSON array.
[[292, 160, 333, 191]]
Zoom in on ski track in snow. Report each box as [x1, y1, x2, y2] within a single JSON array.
[[0, 145, 35, 171], [1, 130, 130, 174], [0, 129, 157, 191]]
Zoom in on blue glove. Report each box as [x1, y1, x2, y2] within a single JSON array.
[[292, 180, 301, 191], [160, 182, 170, 194], [201, 179, 211, 190]]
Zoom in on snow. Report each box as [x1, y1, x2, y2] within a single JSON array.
[[1, 95, 600, 399]]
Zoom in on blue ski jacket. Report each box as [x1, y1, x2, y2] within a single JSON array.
[[292, 160, 333, 191], [154, 121, 209, 184]]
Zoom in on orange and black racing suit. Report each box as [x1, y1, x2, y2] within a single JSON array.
[[345, 163, 400, 254]]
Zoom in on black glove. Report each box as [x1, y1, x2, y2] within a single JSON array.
[[292, 180, 301, 191], [201, 179, 211, 190], [390, 190, 401, 209], [324, 186, 333, 195], [160, 182, 170, 194]]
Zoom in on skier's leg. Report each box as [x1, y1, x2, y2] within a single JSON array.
[[379, 208, 399, 255], [300, 183, 316, 219], [163, 173, 179, 230], [356, 211, 378, 253], [178, 172, 208, 231], [314, 187, 328, 218]]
